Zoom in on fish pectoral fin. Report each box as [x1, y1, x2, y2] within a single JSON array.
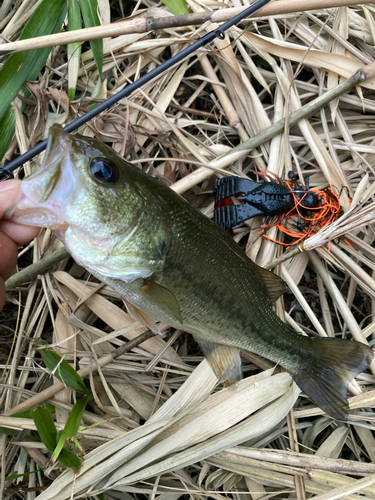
[[139, 281, 182, 324], [256, 266, 288, 302], [195, 336, 242, 386], [292, 337, 373, 421]]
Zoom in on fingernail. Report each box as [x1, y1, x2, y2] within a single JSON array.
[[0, 180, 21, 193]]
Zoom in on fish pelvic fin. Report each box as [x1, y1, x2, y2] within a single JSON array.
[[292, 337, 373, 421], [194, 337, 242, 386], [139, 280, 182, 324]]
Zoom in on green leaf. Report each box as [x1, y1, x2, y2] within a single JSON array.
[[0, 427, 19, 436], [39, 349, 89, 394], [31, 403, 83, 471], [0, 0, 67, 159], [56, 448, 82, 471], [27, 402, 84, 471], [32, 405, 58, 453], [67, 0, 82, 101], [161, 0, 189, 15], [5, 469, 44, 481], [52, 393, 92, 462], [79, 0, 103, 76], [0, 403, 55, 435], [13, 403, 55, 419], [56, 429, 63, 443], [0, 106, 15, 160], [0, 0, 67, 122]]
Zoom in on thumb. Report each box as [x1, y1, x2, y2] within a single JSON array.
[[0, 180, 21, 219]]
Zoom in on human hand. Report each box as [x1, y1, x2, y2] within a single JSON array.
[[0, 180, 40, 310]]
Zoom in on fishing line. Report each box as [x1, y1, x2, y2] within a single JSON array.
[[0, 0, 271, 181]]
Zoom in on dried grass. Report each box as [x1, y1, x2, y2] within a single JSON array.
[[2, 0, 375, 499]]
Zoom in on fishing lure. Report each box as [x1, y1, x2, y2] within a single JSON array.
[[213, 170, 341, 244]]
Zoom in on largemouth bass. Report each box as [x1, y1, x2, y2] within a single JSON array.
[[9, 124, 373, 420]]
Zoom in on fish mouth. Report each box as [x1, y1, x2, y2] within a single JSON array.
[[8, 124, 79, 230]]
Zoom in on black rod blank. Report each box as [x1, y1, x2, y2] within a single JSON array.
[[0, 0, 270, 180]]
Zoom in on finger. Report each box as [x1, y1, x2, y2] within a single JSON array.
[[0, 232, 18, 281], [0, 220, 40, 246], [0, 180, 21, 218]]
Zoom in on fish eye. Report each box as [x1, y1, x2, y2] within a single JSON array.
[[89, 158, 118, 184]]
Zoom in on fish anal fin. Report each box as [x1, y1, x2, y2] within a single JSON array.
[[140, 280, 182, 324], [292, 338, 373, 420], [256, 266, 288, 302], [195, 337, 242, 386]]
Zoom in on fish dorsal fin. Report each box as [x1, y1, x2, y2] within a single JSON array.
[[195, 337, 242, 386], [140, 281, 183, 324], [256, 266, 288, 302]]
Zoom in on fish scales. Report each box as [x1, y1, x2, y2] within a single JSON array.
[[109, 187, 298, 363], [8, 124, 373, 420]]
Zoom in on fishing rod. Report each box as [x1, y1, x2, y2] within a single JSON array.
[[0, 0, 271, 181]]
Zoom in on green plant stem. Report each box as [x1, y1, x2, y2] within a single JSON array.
[[172, 69, 367, 193], [5, 248, 70, 290], [225, 74, 365, 158], [263, 246, 302, 270]]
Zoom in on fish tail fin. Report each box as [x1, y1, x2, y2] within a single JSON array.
[[292, 338, 373, 420]]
